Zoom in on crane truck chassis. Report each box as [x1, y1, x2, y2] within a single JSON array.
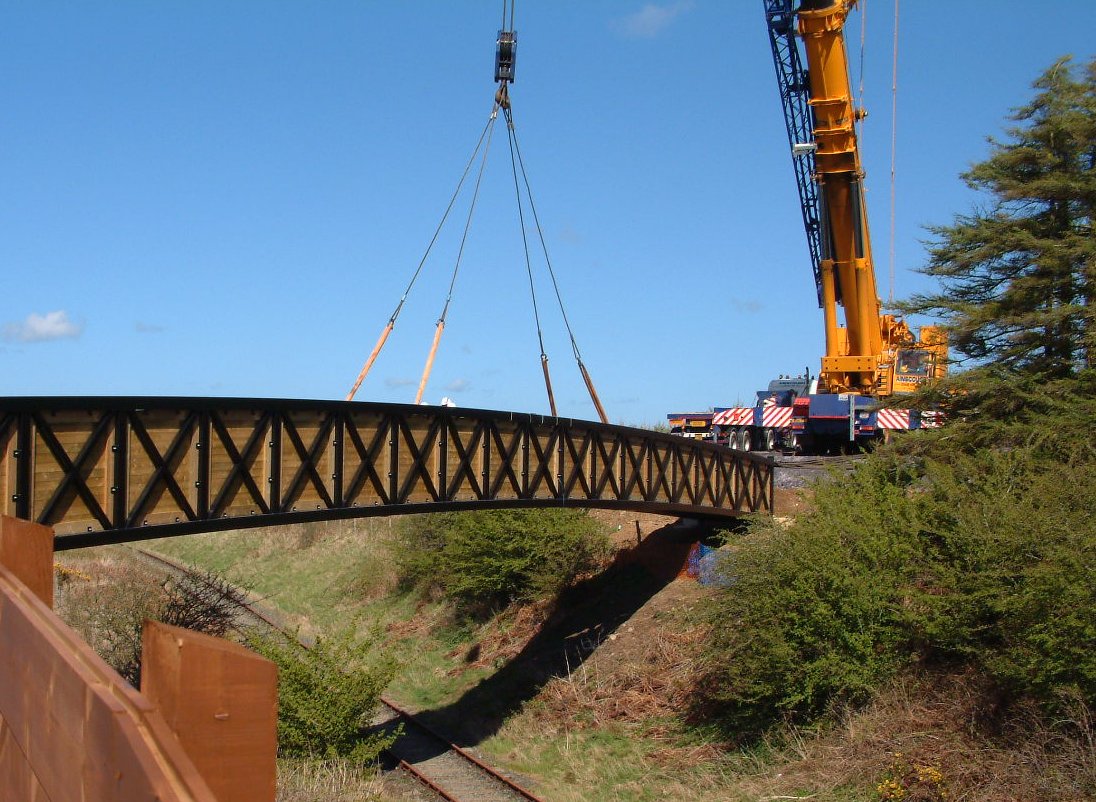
[[708, 375, 940, 455]]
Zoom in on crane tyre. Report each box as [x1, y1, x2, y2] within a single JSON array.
[[739, 429, 753, 452], [762, 429, 776, 452]]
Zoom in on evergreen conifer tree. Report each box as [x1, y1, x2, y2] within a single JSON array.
[[905, 57, 1095, 379]]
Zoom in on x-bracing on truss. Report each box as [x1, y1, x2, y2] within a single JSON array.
[[345, 1, 608, 424]]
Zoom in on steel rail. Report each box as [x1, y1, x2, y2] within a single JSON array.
[[378, 697, 543, 802]]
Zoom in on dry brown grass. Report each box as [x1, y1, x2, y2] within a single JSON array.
[[275, 758, 388, 802], [720, 670, 1095, 802], [519, 603, 707, 757], [448, 598, 555, 670]]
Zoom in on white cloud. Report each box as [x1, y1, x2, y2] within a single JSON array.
[[444, 378, 471, 393], [385, 376, 416, 388], [613, 1, 694, 39], [3, 310, 84, 343], [135, 321, 165, 334]]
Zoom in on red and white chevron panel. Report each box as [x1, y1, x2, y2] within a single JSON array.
[[760, 406, 793, 428], [921, 410, 944, 428], [712, 408, 753, 426], [877, 408, 912, 430]]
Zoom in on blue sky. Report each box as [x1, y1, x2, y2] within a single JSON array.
[[3, 1, 1093, 425]]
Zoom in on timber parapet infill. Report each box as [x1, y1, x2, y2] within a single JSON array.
[[0, 397, 773, 549]]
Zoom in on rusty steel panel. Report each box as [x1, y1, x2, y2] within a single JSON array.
[[0, 398, 773, 550], [0, 530, 220, 802], [142, 621, 278, 802], [0, 517, 54, 607]]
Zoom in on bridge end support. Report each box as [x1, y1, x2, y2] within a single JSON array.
[[142, 621, 279, 802]]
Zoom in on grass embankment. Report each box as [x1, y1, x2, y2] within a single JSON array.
[[134, 495, 1094, 801], [144, 518, 498, 710]]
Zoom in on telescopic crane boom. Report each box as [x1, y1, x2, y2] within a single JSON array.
[[764, 0, 946, 398]]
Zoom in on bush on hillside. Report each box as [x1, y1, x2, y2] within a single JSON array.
[[396, 508, 610, 617], [56, 559, 249, 686], [247, 625, 398, 762], [693, 426, 1096, 737]]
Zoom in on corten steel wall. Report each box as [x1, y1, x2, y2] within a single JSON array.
[[0, 398, 773, 550], [0, 517, 221, 802]]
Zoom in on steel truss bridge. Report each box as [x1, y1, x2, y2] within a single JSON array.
[[0, 397, 773, 550]]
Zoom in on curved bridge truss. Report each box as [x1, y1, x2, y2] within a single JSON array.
[[0, 398, 772, 550]]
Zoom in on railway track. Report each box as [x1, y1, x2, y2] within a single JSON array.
[[130, 547, 546, 802], [373, 697, 541, 802]]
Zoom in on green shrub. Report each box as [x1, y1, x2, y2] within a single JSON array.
[[694, 440, 1096, 737], [694, 458, 921, 734], [247, 625, 398, 762], [912, 450, 1096, 702], [396, 508, 610, 616]]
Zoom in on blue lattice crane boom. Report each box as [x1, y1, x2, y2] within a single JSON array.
[[763, 0, 824, 307]]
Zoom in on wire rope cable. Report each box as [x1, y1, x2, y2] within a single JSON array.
[[504, 107, 583, 365], [354, 0, 608, 422], [504, 106, 558, 415], [438, 109, 499, 326], [346, 112, 498, 401], [415, 104, 501, 404], [888, 0, 899, 304], [391, 114, 497, 327], [504, 104, 607, 423]]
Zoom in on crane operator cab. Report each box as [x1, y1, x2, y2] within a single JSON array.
[[891, 348, 936, 393]]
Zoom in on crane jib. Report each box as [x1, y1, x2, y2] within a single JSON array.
[[763, 0, 824, 308]]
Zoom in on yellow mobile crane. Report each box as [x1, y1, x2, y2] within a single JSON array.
[[719, 0, 948, 452], [789, 0, 946, 396]]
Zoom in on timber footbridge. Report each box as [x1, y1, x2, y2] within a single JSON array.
[[0, 396, 773, 551]]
